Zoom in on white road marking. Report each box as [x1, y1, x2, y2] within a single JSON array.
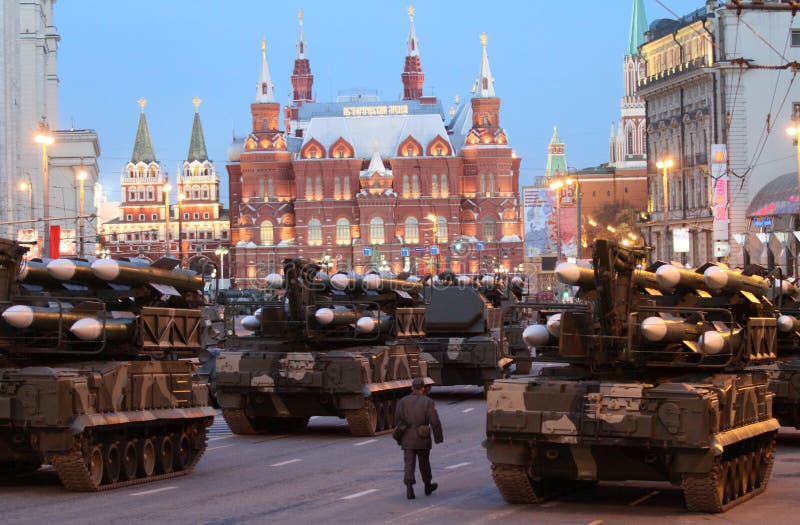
[[628, 490, 660, 506], [130, 486, 177, 496], [354, 439, 378, 446], [444, 462, 471, 470], [341, 488, 378, 500], [461, 407, 475, 413], [209, 435, 234, 442], [207, 444, 233, 451], [270, 458, 302, 467]]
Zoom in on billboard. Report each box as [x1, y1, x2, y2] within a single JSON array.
[[522, 186, 577, 259], [711, 144, 729, 242]]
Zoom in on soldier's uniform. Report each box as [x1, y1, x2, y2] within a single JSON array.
[[395, 378, 443, 498]]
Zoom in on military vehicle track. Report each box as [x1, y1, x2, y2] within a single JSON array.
[[681, 436, 776, 512], [491, 464, 540, 504], [49, 419, 210, 491]]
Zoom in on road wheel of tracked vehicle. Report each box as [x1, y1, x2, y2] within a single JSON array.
[[138, 438, 156, 478], [491, 464, 540, 504], [681, 461, 725, 513], [174, 432, 195, 471], [103, 442, 122, 484], [745, 452, 758, 492], [346, 400, 378, 437], [157, 435, 174, 474], [735, 456, 748, 498], [121, 440, 138, 481], [87, 445, 104, 487]]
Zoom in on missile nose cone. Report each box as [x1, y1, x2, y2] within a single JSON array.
[[511, 276, 523, 286], [91, 258, 121, 281], [47, 259, 77, 281], [546, 313, 562, 337], [703, 266, 728, 290], [655, 265, 680, 289], [700, 330, 725, 355], [315, 308, 335, 325], [330, 273, 350, 290], [456, 274, 472, 286], [407, 275, 420, 283], [18, 263, 29, 281], [265, 273, 283, 289], [70, 318, 103, 341], [241, 315, 260, 331], [522, 324, 550, 347], [480, 275, 494, 287], [778, 315, 796, 333], [254, 307, 262, 320], [363, 274, 381, 290], [555, 262, 581, 285], [356, 316, 376, 333], [2, 305, 35, 328], [641, 316, 668, 342]]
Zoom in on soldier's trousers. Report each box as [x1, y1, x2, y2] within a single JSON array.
[[403, 448, 432, 485]]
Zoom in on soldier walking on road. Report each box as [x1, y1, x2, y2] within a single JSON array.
[[394, 377, 443, 499]]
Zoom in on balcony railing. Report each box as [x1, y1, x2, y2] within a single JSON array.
[[638, 57, 710, 89]]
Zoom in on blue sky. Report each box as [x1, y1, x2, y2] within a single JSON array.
[[54, 0, 701, 204]]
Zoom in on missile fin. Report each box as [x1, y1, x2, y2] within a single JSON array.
[[149, 283, 181, 296], [683, 340, 702, 353], [150, 258, 181, 270], [711, 320, 729, 333]]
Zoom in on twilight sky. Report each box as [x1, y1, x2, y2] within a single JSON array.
[[54, 0, 701, 204]]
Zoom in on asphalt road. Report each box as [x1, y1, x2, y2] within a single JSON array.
[[1, 386, 799, 525]]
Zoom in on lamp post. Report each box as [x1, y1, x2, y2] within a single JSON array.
[[214, 245, 229, 285], [177, 192, 186, 266], [163, 183, 172, 256], [426, 213, 438, 273], [35, 117, 54, 257], [655, 158, 673, 260], [76, 165, 88, 257]]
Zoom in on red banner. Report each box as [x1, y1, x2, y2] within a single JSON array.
[[49, 225, 60, 259]]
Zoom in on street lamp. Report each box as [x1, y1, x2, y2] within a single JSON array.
[[76, 165, 88, 257], [163, 183, 172, 256], [787, 125, 800, 202], [655, 158, 673, 215], [35, 117, 54, 257], [214, 246, 229, 290], [178, 192, 186, 266]]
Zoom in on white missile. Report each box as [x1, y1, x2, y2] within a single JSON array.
[[69, 318, 134, 341], [241, 315, 260, 331], [314, 308, 357, 326], [315, 308, 334, 325], [2, 305, 36, 328], [46, 259, 81, 281], [655, 264, 709, 291], [556, 262, 594, 287], [511, 276, 524, 286], [640, 316, 702, 343], [522, 324, 550, 347], [480, 275, 494, 287], [778, 315, 800, 333], [457, 275, 473, 286], [775, 279, 799, 298], [699, 330, 727, 355], [703, 266, 768, 295], [546, 313, 562, 337], [355, 316, 392, 334], [2, 304, 89, 330], [330, 273, 351, 290], [363, 274, 381, 290], [265, 273, 283, 289]]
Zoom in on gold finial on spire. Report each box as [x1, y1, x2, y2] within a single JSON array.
[[454, 94, 460, 105], [480, 32, 488, 48], [449, 107, 456, 118], [408, 5, 415, 19], [137, 97, 147, 112], [373, 140, 379, 152], [261, 38, 266, 56], [192, 96, 202, 112], [298, 8, 303, 21]]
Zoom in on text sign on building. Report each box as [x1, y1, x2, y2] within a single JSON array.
[[414, 246, 427, 252], [400, 247, 410, 257], [673, 228, 690, 253], [343, 104, 409, 117], [475, 242, 485, 251], [363, 247, 372, 257], [430, 245, 440, 255], [711, 144, 729, 242]]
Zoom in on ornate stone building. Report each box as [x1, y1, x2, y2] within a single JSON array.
[[226, 10, 523, 287]]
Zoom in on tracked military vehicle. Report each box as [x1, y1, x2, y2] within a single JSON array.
[[485, 240, 778, 512], [0, 240, 214, 491], [417, 273, 512, 387], [214, 260, 429, 437], [762, 275, 800, 428]]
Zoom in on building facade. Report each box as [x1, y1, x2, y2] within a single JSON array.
[[639, 0, 800, 268], [101, 99, 229, 272], [227, 10, 523, 287]]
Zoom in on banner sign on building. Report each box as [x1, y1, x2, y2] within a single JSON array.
[[711, 144, 729, 242], [673, 227, 690, 253], [522, 186, 577, 259], [59, 229, 77, 256]]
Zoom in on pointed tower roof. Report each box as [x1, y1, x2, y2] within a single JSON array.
[[545, 126, 568, 179], [366, 150, 387, 176], [475, 33, 496, 98], [131, 97, 156, 163], [627, 0, 648, 56], [256, 39, 276, 103], [187, 96, 209, 162], [296, 8, 307, 59], [407, 5, 420, 57], [549, 126, 561, 145]]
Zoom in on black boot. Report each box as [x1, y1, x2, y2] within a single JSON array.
[[424, 482, 438, 496], [406, 483, 416, 499]]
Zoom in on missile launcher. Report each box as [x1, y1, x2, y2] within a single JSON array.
[[486, 239, 778, 513], [0, 241, 214, 491]]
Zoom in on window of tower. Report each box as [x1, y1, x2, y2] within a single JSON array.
[[307, 219, 322, 245], [336, 218, 351, 245], [369, 217, 385, 245]]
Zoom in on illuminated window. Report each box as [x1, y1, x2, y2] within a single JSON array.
[[369, 217, 385, 244], [435, 217, 448, 243], [260, 220, 274, 245], [334, 177, 341, 200], [480, 174, 486, 195], [402, 175, 410, 197], [202, 185, 209, 199], [315, 177, 323, 200], [147, 187, 154, 200], [405, 217, 419, 244], [308, 219, 322, 245], [440, 174, 449, 197], [412, 175, 420, 197], [483, 217, 496, 241], [336, 218, 351, 245], [431, 174, 439, 197], [138, 213, 145, 221], [305, 177, 313, 199], [343, 177, 351, 198]]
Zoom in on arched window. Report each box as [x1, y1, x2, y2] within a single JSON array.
[[334, 177, 341, 200], [202, 185, 209, 199], [147, 186, 154, 200], [488, 174, 496, 196], [480, 174, 486, 195], [440, 174, 449, 197], [369, 217, 385, 244], [149, 166, 158, 178], [482, 217, 496, 241], [343, 177, 351, 198], [627, 129, 634, 156], [431, 174, 439, 197], [402, 175, 410, 197], [405, 217, 419, 244], [412, 175, 420, 197], [260, 220, 274, 245], [305, 177, 313, 199], [129, 189, 136, 201], [138, 186, 145, 200], [336, 218, 350, 245], [192, 185, 201, 199], [306, 219, 321, 245], [435, 217, 448, 243], [315, 177, 323, 199]]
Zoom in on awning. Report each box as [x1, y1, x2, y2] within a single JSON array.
[[746, 172, 800, 217]]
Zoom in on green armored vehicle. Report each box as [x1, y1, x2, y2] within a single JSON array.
[[214, 260, 429, 437], [486, 240, 778, 512], [418, 273, 512, 388], [0, 239, 214, 490]]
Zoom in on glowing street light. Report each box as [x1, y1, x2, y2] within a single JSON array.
[[787, 125, 800, 204], [35, 117, 54, 257], [655, 158, 674, 214], [76, 165, 88, 257]]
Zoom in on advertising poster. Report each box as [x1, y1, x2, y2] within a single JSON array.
[[522, 185, 577, 259]]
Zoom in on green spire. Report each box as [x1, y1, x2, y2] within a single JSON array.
[[187, 97, 208, 162], [545, 126, 567, 179], [628, 0, 648, 56], [131, 98, 156, 163]]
